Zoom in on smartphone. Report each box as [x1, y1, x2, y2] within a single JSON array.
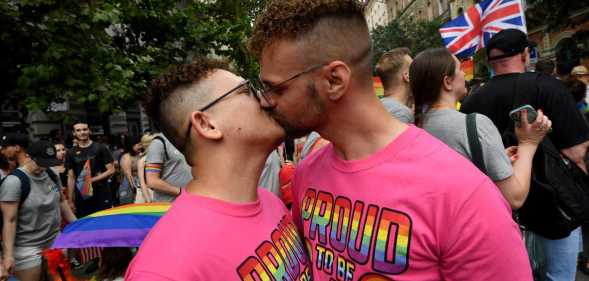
[[509, 105, 538, 127]]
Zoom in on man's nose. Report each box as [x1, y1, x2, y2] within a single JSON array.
[[258, 94, 276, 109]]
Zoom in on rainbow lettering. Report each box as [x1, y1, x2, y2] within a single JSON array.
[[237, 215, 310, 281], [301, 188, 413, 278]]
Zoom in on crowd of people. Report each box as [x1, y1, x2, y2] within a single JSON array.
[[1, 0, 589, 280]]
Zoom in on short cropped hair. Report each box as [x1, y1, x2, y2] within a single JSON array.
[[143, 57, 230, 150], [71, 120, 88, 128], [248, 0, 372, 81], [375, 47, 411, 90]]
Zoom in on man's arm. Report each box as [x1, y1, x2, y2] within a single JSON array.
[[59, 192, 77, 223], [91, 162, 115, 183], [145, 166, 180, 196], [66, 169, 76, 210], [1, 202, 17, 279], [561, 140, 589, 173]]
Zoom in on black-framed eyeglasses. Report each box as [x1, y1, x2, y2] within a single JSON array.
[[199, 80, 260, 111], [254, 63, 326, 105], [182, 80, 262, 151]]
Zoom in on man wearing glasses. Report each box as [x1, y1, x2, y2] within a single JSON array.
[[248, 1, 532, 280], [126, 57, 311, 280]]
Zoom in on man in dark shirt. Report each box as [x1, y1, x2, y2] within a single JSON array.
[[461, 29, 589, 280], [65, 121, 115, 217]]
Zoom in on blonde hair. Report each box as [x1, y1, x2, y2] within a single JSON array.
[[140, 133, 157, 150]]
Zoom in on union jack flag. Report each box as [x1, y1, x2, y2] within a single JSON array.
[[439, 0, 527, 58]]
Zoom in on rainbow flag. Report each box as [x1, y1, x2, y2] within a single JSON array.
[[52, 203, 170, 248], [75, 160, 93, 200], [460, 58, 474, 81], [373, 76, 384, 97]]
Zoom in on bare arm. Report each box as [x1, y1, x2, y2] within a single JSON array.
[[145, 165, 180, 196], [137, 157, 151, 202], [495, 110, 551, 209], [66, 169, 76, 210], [59, 192, 77, 223], [561, 140, 589, 174], [1, 202, 18, 277], [120, 154, 137, 189], [92, 162, 115, 183], [496, 144, 537, 209]]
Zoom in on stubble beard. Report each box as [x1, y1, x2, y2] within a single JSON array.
[[268, 82, 324, 139]]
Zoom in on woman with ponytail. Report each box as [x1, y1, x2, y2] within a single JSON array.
[[410, 48, 551, 210]]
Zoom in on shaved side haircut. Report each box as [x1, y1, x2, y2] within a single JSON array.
[[376, 47, 411, 90], [143, 57, 230, 151], [248, 0, 373, 82]]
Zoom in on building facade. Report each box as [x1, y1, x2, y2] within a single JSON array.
[[363, 0, 477, 31], [527, 6, 589, 72]]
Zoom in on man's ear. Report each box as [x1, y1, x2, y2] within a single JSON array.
[[322, 61, 351, 101], [191, 111, 222, 141], [402, 71, 410, 83]]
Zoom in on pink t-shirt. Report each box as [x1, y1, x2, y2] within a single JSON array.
[[292, 126, 532, 281], [126, 189, 312, 281]]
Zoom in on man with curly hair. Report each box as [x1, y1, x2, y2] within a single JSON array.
[[249, 0, 532, 280], [125, 57, 311, 280]]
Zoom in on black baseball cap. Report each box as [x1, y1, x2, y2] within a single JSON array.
[[0, 133, 30, 149], [486, 29, 533, 61], [27, 141, 60, 168]]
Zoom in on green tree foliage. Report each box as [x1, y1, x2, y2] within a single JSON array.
[[1, 0, 265, 113], [371, 19, 443, 71]]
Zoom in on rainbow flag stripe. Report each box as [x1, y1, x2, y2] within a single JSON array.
[[52, 203, 171, 248], [145, 164, 162, 173], [373, 77, 384, 97]]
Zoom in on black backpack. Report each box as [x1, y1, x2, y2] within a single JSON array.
[[503, 73, 589, 239], [0, 168, 60, 230]]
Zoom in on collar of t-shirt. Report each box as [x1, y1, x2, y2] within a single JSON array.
[[19, 167, 48, 182], [178, 190, 263, 217], [326, 125, 418, 173]]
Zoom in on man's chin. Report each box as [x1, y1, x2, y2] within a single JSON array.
[[284, 128, 311, 139]]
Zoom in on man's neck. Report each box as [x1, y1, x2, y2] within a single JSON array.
[[493, 64, 525, 76], [185, 145, 271, 203], [78, 139, 92, 148], [16, 154, 28, 167], [383, 85, 409, 105], [318, 89, 408, 161], [21, 160, 42, 176]]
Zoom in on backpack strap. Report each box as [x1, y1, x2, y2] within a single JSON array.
[[8, 169, 31, 206], [45, 168, 60, 187], [152, 136, 169, 161], [466, 113, 488, 174]]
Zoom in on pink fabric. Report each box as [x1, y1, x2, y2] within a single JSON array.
[[291, 126, 532, 281], [126, 189, 311, 280]]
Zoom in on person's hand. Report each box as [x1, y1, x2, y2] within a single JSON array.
[[2, 255, 15, 280], [515, 109, 552, 146], [505, 146, 519, 164], [129, 177, 138, 190], [68, 200, 76, 213]]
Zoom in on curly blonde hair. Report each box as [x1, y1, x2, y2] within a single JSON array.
[[248, 0, 367, 63]]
